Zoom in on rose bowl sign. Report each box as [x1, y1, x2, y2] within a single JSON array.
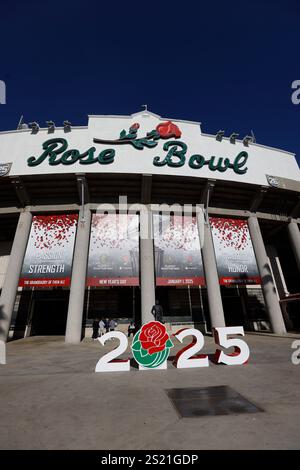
[[27, 120, 249, 175], [95, 322, 250, 372]]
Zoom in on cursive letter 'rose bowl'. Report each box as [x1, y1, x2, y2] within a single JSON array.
[[131, 321, 174, 368]]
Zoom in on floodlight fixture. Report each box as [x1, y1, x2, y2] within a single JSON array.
[[216, 130, 225, 142], [63, 120, 72, 132], [229, 132, 239, 144], [46, 120, 55, 133], [29, 122, 40, 133], [243, 135, 253, 146]]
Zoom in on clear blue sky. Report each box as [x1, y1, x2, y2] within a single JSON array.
[[0, 0, 299, 165]]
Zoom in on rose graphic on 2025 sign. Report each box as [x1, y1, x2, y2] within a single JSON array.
[[131, 321, 174, 368]]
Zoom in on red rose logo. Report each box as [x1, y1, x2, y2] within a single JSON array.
[[131, 321, 174, 368], [139, 321, 169, 355], [156, 121, 181, 139], [130, 123, 140, 130]]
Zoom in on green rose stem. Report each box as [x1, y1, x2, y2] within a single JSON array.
[[93, 129, 160, 146], [131, 330, 174, 369]]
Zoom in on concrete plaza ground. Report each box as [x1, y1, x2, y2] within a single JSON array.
[[0, 333, 299, 450]]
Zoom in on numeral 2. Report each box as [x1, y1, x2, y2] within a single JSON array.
[[173, 328, 209, 368], [95, 331, 130, 372]]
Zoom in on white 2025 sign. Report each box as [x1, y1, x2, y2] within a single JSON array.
[[95, 322, 250, 372]]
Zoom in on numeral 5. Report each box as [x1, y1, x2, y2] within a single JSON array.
[[213, 326, 250, 365]]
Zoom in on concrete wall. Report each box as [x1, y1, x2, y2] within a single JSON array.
[[0, 241, 12, 289]]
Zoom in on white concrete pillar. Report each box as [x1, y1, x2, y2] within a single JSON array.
[[197, 215, 226, 328], [287, 221, 300, 271], [140, 207, 155, 325], [0, 340, 6, 364], [266, 245, 290, 298], [65, 206, 91, 344], [266, 245, 293, 331], [0, 211, 32, 342], [248, 216, 286, 334]]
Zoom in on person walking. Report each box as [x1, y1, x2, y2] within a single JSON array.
[[128, 321, 136, 339], [92, 318, 99, 341], [99, 318, 105, 337], [104, 317, 110, 334], [109, 318, 117, 341], [151, 299, 164, 323], [109, 318, 116, 333]]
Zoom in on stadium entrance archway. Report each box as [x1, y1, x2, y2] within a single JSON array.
[[86, 286, 141, 325], [30, 290, 69, 336], [155, 286, 209, 329]]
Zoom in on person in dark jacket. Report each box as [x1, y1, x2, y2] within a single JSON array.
[[128, 321, 136, 338], [151, 300, 164, 323], [104, 317, 110, 334], [92, 318, 99, 341]]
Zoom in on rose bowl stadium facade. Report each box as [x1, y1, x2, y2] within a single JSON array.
[[0, 109, 299, 343]]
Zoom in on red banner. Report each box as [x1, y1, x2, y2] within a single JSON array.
[[220, 276, 261, 286], [154, 214, 205, 286], [210, 217, 261, 285], [19, 214, 78, 288], [86, 277, 139, 287], [19, 277, 71, 287], [155, 277, 205, 286], [87, 214, 140, 287]]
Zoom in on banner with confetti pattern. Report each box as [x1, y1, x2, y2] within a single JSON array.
[[87, 213, 139, 286], [153, 214, 204, 286], [210, 217, 261, 285], [19, 214, 78, 287]]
